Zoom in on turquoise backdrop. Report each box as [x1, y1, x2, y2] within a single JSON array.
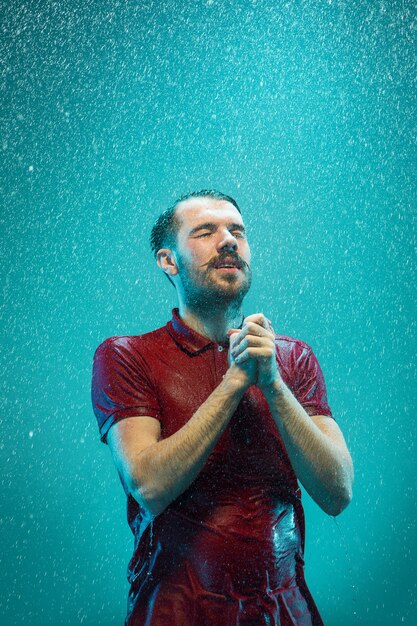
[[1, 1, 415, 625]]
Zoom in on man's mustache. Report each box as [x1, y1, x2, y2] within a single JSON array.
[[200, 252, 250, 270]]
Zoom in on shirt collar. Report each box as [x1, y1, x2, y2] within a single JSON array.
[[166, 308, 230, 355]]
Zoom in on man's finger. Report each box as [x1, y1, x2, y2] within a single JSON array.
[[231, 335, 266, 358], [244, 313, 268, 326], [244, 313, 275, 334], [231, 327, 263, 346], [236, 321, 273, 343], [234, 346, 276, 364]]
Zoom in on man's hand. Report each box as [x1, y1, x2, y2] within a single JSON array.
[[225, 329, 258, 391], [228, 313, 283, 391]]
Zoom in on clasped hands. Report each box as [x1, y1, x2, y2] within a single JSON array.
[[227, 313, 283, 392]]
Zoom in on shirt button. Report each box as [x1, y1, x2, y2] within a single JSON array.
[[218, 345, 224, 352]]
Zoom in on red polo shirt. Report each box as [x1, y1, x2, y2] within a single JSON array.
[[91, 309, 333, 625]]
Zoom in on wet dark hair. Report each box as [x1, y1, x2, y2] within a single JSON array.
[[149, 189, 242, 258]]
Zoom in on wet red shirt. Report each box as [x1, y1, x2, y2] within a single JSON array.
[[91, 309, 333, 625]]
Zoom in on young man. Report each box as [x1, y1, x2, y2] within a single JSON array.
[[91, 190, 353, 625]]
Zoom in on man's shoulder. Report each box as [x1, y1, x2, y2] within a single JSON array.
[[94, 324, 169, 356], [274, 333, 312, 358]]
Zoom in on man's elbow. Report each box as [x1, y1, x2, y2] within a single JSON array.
[[322, 482, 353, 517], [317, 459, 354, 516], [131, 479, 170, 518], [326, 489, 352, 517], [325, 455, 354, 516], [122, 450, 170, 518]]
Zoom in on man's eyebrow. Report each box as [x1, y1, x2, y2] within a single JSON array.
[[189, 222, 246, 235], [229, 223, 246, 233]]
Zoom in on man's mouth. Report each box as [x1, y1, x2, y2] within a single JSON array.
[[212, 256, 243, 270]]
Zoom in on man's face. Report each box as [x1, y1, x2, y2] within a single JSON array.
[[171, 197, 252, 307]]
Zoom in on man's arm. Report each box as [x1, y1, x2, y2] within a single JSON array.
[[107, 363, 253, 518], [229, 314, 354, 517], [262, 385, 353, 516]]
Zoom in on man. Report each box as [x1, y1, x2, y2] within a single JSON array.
[[91, 190, 354, 625]]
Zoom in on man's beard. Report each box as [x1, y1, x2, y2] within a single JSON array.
[[176, 252, 252, 312]]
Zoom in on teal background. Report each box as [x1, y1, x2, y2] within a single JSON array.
[[1, 1, 416, 624]]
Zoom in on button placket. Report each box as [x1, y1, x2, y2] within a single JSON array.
[[212, 343, 228, 384]]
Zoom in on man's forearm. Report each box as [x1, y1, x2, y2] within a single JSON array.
[[263, 380, 354, 516], [131, 375, 246, 517]]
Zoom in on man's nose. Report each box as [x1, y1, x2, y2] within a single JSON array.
[[217, 230, 238, 252]]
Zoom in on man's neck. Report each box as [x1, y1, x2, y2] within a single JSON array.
[[178, 303, 244, 343]]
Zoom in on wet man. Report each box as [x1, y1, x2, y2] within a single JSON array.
[[91, 190, 354, 625]]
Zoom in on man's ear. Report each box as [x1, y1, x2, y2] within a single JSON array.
[[157, 248, 179, 277]]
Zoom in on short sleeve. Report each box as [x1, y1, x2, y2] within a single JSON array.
[[91, 338, 161, 444], [296, 347, 334, 419]]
